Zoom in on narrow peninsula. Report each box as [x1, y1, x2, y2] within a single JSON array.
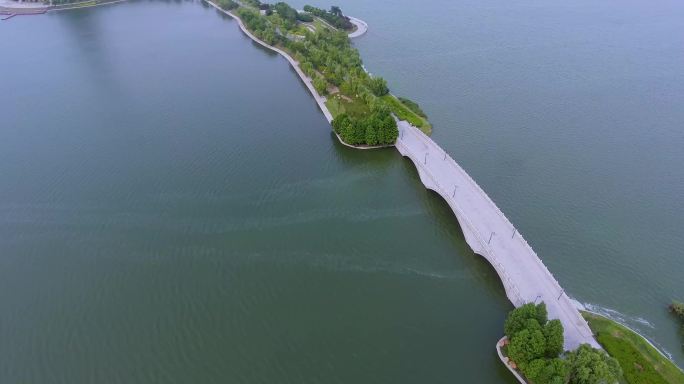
[[207, 0, 431, 148]]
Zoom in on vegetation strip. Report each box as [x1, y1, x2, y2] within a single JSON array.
[[212, 0, 431, 147], [500, 303, 622, 384], [582, 311, 684, 384]]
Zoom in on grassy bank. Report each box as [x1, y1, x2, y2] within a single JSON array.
[[325, 94, 370, 119], [582, 311, 684, 384], [381, 95, 431, 134]]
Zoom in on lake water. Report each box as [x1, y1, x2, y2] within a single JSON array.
[[1, 0, 682, 382]]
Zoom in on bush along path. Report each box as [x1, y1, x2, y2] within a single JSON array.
[[500, 303, 622, 384], [212, 0, 431, 147]]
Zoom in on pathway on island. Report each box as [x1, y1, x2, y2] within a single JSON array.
[[395, 121, 599, 350], [347, 16, 368, 38]]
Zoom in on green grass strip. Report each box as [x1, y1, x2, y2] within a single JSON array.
[[582, 311, 684, 384], [380, 95, 431, 134]]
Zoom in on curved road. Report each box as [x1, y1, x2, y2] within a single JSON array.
[[396, 121, 599, 350], [348, 16, 368, 38]]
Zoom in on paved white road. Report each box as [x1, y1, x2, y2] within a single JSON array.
[[347, 16, 368, 38], [395, 121, 599, 350]]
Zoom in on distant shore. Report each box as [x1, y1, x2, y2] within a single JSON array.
[[0, 0, 124, 14]]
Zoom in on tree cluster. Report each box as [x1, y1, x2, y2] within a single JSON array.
[[237, 7, 282, 45], [332, 110, 398, 146], [296, 12, 314, 22], [273, 2, 297, 29], [506, 303, 567, 383], [216, 0, 238, 10], [241, 0, 262, 7], [567, 344, 623, 384], [231, 1, 420, 146], [302, 4, 353, 30], [504, 303, 622, 384], [287, 27, 392, 107], [398, 97, 427, 118]]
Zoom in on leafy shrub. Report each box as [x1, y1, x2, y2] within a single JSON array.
[[596, 332, 667, 384], [332, 110, 397, 146], [504, 303, 569, 383], [303, 5, 353, 30], [216, 0, 239, 10], [398, 97, 427, 118], [313, 76, 328, 95], [296, 12, 314, 22], [274, 2, 297, 27], [380, 95, 430, 131], [671, 301, 684, 319], [366, 76, 389, 96], [567, 344, 622, 384]]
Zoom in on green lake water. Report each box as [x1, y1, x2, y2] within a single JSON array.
[[1, 0, 683, 382]]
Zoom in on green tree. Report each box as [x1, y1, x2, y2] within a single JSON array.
[[376, 118, 386, 144], [262, 26, 277, 45], [351, 119, 366, 144], [300, 61, 315, 77], [332, 114, 350, 134], [525, 358, 569, 384], [274, 2, 298, 28], [568, 344, 622, 384], [505, 303, 543, 338], [217, 0, 238, 10], [535, 302, 549, 326], [379, 113, 398, 144], [340, 118, 356, 143], [365, 124, 378, 146], [296, 12, 314, 22], [367, 76, 389, 96], [544, 319, 564, 358], [313, 76, 328, 95], [508, 325, 547, 369], [671, 301, 684, 318], [524, 358, 549, 382], [330, 5, 342, 16], [503, 302, 573, 382]]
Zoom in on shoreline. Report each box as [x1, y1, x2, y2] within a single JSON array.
[[496, 310, 683, 382], [204, 0, 333, 122], [495, 337, 527, 384], [580, 308, 683, 370]]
